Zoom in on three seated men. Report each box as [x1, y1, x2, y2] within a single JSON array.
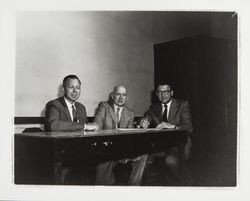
[[45, 75, 193, 185]]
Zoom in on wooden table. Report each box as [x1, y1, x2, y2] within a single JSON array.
[[14, 128, 187, 185]]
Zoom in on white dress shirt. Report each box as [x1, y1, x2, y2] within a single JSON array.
[[114, 104, 123, 121], [161, 99, 172, 120], [64, 97, 76, 122]]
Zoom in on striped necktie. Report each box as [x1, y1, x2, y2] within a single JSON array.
[[72, 105, 78, 122], [116, 107, 120, 128]]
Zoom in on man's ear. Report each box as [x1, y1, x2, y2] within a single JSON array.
[[110, 93, 114, 100], [171, 90, 174, 96]]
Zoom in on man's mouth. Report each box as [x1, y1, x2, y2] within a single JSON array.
[[71, 94, 78, 98]]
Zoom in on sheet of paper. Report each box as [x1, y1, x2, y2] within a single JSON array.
[[117, 128, 159, 131]]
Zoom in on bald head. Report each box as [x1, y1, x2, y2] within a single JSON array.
[[111, 85, 128, 107], [113, 85, 127, 94]]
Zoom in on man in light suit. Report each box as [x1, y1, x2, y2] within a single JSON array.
[[45, 74, 98, 132], [94, 85, 148, 185], [44, 75, 98, 184], [139, 82, 193, 178]]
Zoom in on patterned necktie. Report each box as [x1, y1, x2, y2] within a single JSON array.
[[72, 105, 78, 122], [162, 104, 168, 122], [116, 107, 120, 128]]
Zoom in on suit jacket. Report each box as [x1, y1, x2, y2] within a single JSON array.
[[93, 101, 135, 130], [144, 98, 193, 133], [44, 96, 88, 131]]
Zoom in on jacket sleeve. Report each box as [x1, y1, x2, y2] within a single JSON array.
[[143, 106, 161, 128], [176, 101, 193, 134], [93, 102, 106, 130], [45, 102, 84, 132]]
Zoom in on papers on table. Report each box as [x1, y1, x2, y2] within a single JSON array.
[[117, 128, 159, 131]]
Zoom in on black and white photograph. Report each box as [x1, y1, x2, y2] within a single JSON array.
[[0, 0, 249, 201]]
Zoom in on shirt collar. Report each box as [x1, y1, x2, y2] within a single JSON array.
[[161, 99, 172, 108], [64, 97, 75, 108], [113, 104, 123, 112]]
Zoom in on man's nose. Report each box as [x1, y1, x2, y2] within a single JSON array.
[[73, 88, 78, 92]]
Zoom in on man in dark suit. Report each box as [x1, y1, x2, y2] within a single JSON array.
[[94, 85, 148, 185], [45, 74, 98, 132], [139, 83, 193, 179], [44, 75, 98, 184]]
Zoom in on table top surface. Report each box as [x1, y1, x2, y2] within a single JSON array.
[[15, 128, 186, 139]]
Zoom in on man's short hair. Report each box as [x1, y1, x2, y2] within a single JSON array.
[[63, 75, 81, 87], [155, 82, 173, 91]]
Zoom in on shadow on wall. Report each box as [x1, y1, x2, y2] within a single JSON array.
[[93, 92, 112, 117], [150, 90, 157, 105], [57, 84, 64, 98], [40, 108, 45, 117], [39, 84, 64, 117]]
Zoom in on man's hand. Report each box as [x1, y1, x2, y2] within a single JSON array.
[[139, 118, 150, 129], [156, 122, 176, 129], [85, 123, 99, 131]]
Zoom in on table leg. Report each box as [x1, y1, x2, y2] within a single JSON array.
[[178, 143, 185, 185], [54, 161, 63, 185]]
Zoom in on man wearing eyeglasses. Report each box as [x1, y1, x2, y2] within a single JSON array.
[[139, 83, 193, 182]]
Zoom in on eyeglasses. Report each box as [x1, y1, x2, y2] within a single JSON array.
[[157, 90, 172, 95]]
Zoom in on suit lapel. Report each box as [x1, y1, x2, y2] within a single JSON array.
[[154, 103, 163, 123], [119, 107, 129, 128], [59, 97, 72, 122], [107, 103, 117, 125], [75, 103, 83, 123], [168, 98, 177, 122]]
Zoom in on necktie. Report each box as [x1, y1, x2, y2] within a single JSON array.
[[162, 104, 168, 122], [72, 105, 78, 122], [116, 107, 120, 128]]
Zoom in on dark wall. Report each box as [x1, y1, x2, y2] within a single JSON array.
[[154, 36, 237, 186]]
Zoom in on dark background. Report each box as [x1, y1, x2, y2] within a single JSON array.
[[154, 35, 237, 186]]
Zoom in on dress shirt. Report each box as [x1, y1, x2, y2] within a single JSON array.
[[64, 97, 86, 130], [64, 97, 76, 121], [113, 104, 123, 122], [161, 99, 172, 120]]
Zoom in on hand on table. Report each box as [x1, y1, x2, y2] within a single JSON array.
[[156, 122, 176, 130], [138, 118, 150, 129], [85, 123, 99, 131]]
